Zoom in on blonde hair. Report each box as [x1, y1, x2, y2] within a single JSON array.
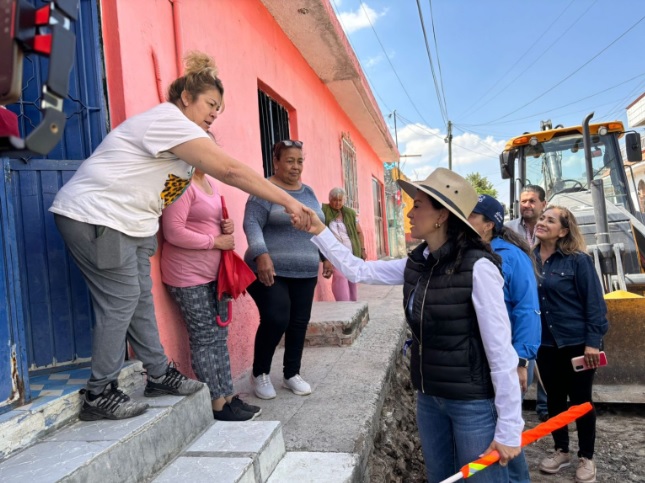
[[538, 205, 587, 255], [167, 51, 224, 109]]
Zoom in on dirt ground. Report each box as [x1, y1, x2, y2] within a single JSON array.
[[368, 350, 645, 483]]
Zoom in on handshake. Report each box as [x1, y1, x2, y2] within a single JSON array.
[[285, 204, 326, 235]]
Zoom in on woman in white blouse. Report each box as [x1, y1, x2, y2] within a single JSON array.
[[304, 168, 523, 483]]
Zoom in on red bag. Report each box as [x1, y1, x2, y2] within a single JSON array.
[[216, 196, 256, 326]]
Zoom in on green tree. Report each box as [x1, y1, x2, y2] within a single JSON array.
[[466, 172, 498, 199]]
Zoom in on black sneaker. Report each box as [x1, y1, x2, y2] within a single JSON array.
[[230, 395, 262, 416], [144, 363, 204, 397], [213, 402, 257, 421], [79, 382, 149, 421]]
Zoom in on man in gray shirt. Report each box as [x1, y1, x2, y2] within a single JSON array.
[[505, 185, 547, 247]]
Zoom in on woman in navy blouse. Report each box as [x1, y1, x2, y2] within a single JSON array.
[[533, 206, 608, 483]]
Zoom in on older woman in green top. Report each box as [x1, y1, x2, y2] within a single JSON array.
[[321, 187, 365, 301]]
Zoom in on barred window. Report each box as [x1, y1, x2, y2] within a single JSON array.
[[341, 134, 359, 212], [258, 89, 290, 178]]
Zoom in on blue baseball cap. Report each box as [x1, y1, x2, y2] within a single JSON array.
[[472, 194, 504, 232]]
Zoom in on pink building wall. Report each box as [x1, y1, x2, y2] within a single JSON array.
[[100, 0, 388, 380]]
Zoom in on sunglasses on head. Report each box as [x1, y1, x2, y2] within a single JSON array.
[[273, 139, 303, 155]]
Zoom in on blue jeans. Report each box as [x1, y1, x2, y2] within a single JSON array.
[[507, 450, 530, 483], [416, 392, 509, 483], [505, 360, 535, 483]]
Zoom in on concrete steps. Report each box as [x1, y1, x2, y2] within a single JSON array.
[[152, 421, 360, 483], [0, 361, 144, 460], [0, 290, 402, 483], [0, 365, 212, 483], [152, 420, 285, 483]]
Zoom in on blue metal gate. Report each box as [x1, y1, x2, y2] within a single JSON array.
[[0, 160, 30, 410], [0, 0, 107, 412]]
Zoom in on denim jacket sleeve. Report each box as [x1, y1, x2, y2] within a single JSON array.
[[573, 253, 609, 348]]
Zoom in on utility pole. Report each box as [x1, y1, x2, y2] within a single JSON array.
[[445, 120, 453, 170]]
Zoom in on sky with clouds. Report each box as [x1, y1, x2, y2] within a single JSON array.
[[330, 0, 645, 204]]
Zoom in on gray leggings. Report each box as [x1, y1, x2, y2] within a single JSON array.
[[166, 282, 233, 400], [54, 215, 168, 394]]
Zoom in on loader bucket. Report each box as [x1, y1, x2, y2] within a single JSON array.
[[591, 294, 645, 402], [604, 290, 643, 299]]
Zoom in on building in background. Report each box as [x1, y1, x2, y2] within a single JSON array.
[[0, 0, 397, 413]]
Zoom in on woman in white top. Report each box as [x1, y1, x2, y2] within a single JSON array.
[[49, 51, 312, 422], [304, 168, 523, 483]]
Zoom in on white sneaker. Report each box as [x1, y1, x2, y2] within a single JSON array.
[[539, 449, 571, 474], [252, 373, 276, 400], [283, 374, 312, 396]]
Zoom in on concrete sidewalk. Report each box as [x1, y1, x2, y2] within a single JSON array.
[[242, 284, 405, 462]]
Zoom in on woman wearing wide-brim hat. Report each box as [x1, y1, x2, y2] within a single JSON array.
[[302, 168, 523, 483]]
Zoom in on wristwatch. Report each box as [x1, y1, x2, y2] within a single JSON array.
[[518, 358, 529, 368]]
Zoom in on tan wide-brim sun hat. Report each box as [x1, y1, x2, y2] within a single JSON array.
[[397, 167, 479, 236]]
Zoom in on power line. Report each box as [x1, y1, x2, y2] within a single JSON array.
[[451, 125, 503, 157], [601, 78, 645, 120], [395, 112, 498, 160], [415, 0, 448, 125], [481, 14, 645, 125], [453, 125, 521, 140], [427, 0, 448, 121], [458, 0, 578, 121], [395, 112, 444, 140], [329, 0, 393, 115], [356, 1, 433, 126], [460, 71, 645, 127]]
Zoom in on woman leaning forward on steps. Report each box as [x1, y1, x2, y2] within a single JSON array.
[[299, 168, 523, 482], [49, 51, 312, 422]]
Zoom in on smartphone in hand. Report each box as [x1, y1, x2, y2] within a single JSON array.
[[571, 352, 607, 372]]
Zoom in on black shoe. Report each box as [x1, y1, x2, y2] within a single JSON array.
[[79, 382, 149, 421], [144, 363, 204, 397], [213, 402, 257, 421], [230, 395, 262, 416]]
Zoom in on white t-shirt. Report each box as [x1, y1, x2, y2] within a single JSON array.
[[49, 103, 209, 237]]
